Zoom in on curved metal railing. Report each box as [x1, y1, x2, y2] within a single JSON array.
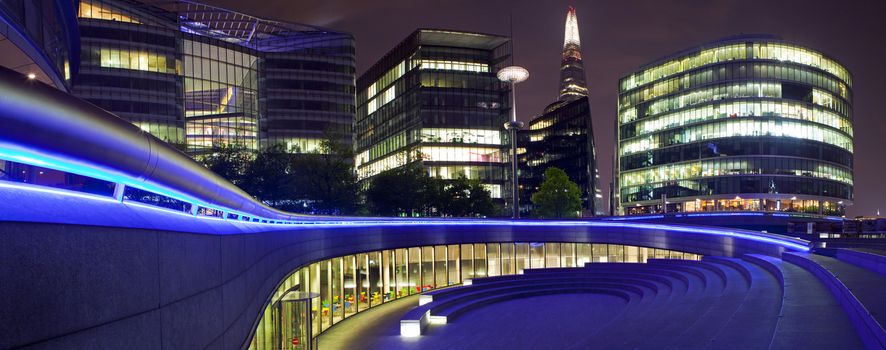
[[0, 66, 308, 221]]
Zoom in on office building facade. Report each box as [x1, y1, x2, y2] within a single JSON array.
[[615, 35, 853, 215], [355, 29, 511, 201], [520, 7, 602, 215], [72, 0, 355, 153]]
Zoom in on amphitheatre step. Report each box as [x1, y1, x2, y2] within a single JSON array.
[[400, 281, 640, 336], [704, 258, 782, 348]]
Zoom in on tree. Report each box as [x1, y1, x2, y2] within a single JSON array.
[[294, 133, 360, 215], [365, 163, 430, 216], [433, 176, 495, 217], [467, 180, 495, 217], [242, 144, 297, 209], [198, 144, 253, 187], [531, 167, 582, 218]]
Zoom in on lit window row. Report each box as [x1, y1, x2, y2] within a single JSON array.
[[620, 119, 853, 156], [619, 157, 853, 187], [280, 138, 324, 153], [621, 44, 746, 91], [356, 131, 409, 168], [78, 1, 140, 23], [620, 42, 850, 91], [753, 43, 851, 85], [357, 150, 411, 180], [420, 128, 502, 145], [622, 100, 853, 138], [248, 243, 702, 349], [622, 81, 850, 124], [529, 119, 553, 130], [366, 85, 396, 115], [365, 60, 406, 99], [99, 48, 177, 74], [419, 146, 503, 163], [619, 61, 850, 107], [412, 59, 489, 73]]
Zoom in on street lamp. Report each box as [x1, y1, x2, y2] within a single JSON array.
[[498, 66, 529, 219]]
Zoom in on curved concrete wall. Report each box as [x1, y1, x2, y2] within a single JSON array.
[[0, 219, 802, 350]]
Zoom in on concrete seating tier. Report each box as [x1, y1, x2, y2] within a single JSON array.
[[395, 255, 876, 348]]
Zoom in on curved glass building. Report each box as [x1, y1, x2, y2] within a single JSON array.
[[615, 35, 853, 216]]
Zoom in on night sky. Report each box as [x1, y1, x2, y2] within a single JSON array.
[[208, 0, 886, 216]]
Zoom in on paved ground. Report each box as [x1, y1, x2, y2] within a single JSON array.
[[317, 294, 420, 350], [318, 293, 627, 350], [809, 254, 886, 330], [769, 260, 865, 349]]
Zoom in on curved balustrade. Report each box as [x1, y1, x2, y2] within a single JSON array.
[[0, 66, 308, 222]]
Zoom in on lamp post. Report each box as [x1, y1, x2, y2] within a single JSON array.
[[498, 66, 529, 219]]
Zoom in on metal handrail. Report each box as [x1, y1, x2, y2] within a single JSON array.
[[0, 66, 308, 221]]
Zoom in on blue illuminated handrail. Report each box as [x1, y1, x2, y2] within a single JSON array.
[[0, 66, 308, 221]]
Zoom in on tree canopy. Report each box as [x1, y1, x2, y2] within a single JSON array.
[[531, 167, 582, 218]]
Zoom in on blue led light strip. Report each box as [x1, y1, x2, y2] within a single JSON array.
[[0, 178, 810, 252]]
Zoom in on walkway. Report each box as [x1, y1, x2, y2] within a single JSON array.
[[768, 258, 865, 349], [808, 254, 886, 329], [317, 295, 419, 350]]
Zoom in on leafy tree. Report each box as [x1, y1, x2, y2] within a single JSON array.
[[434, 176, 494, 217], [242, 143, 297, 209], [366, 163, 431, 216], [294, 133, 360, 215], [531, 167, 582, 218], [467, 180, 495, 217], [198, 144, 253, 187]]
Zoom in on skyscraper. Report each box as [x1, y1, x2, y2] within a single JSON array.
[[520, 6, 602, 216], [355, 29, 511, 203], [615, 35, 853, 215], [558, 6, 588, 102]]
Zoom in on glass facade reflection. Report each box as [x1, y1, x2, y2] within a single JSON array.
[[355, 29, 511, 201], [71, 0, 355, 153], [615, 35, 853, 216], [248, 242, 701, 349]]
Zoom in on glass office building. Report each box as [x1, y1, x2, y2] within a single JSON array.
[[520, 7, 602, 216], [355, 29, 511, 201], [72, 0, 355, 153], [615, 35, 853, 215]]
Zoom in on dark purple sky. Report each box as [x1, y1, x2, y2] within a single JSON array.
[[208, 0, 886, 217]]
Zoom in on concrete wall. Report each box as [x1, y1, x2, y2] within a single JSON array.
[[0, 221, 795, 350]]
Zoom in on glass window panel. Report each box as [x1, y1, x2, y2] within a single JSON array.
[[447, 245, 460, 285], [487, 243, 501, 277], [545, 243, 561, 268], [473, 244, 487, 278], [422, 246, 434, 291], [435, 245, 448, 288], [461, 244, 474, 280]]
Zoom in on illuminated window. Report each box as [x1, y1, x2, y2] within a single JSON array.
[[78, 1, 141, 23], [412, 59, 489, 73], [420, 128, 501, 145]]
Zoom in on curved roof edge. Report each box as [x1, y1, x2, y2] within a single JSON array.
[[624, 33, 852, 81]]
